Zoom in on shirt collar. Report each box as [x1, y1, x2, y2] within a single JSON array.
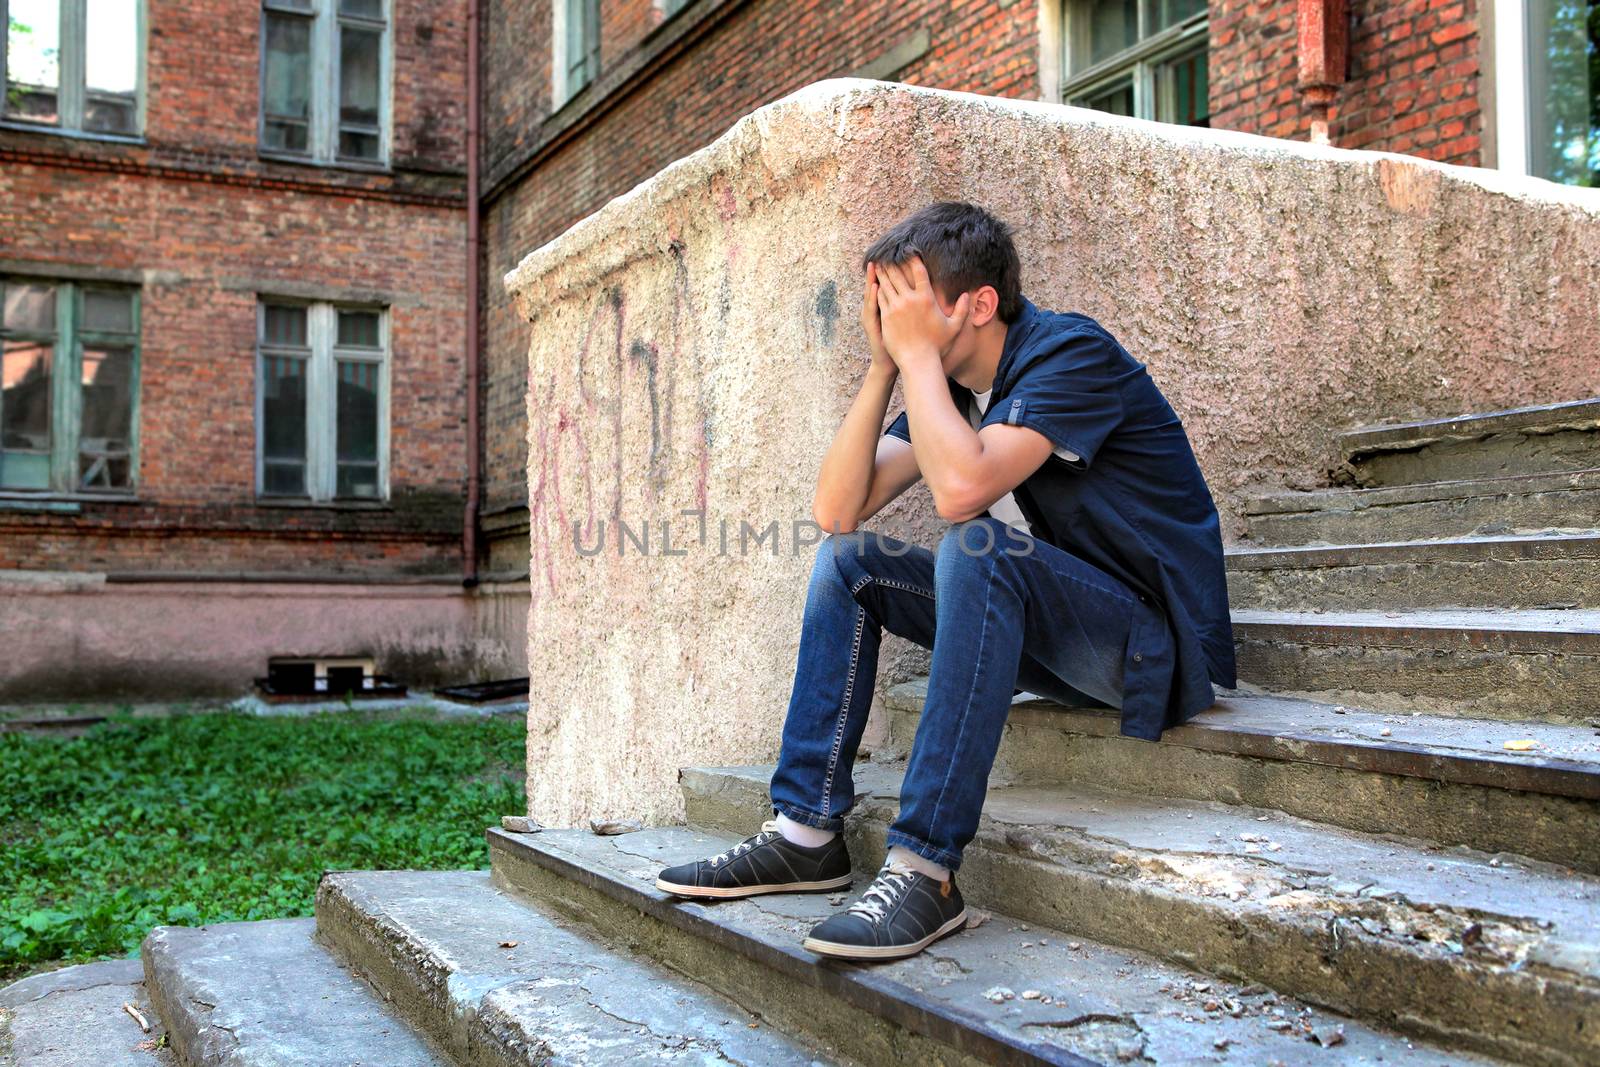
[[991, 294, 1038, 396]]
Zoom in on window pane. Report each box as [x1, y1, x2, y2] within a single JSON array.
[[338, 24, 381, 158], [336, 359, 379, 497], [339, 0, 384, 18], [262, 354, 306, 494], [1074, 0, 1138, 70], [1527, 0, 1598, 186], [1074, 76, 1135, 117], [566, 0, 591, 87], [336, 309, 379, 347], [5, 0, 60, 124], [1150, 0, 1206, 33], [1157, 44, 1210, 127], [263, 12, 311, 152], [2, 340, 53, 488], [79, 345, 134, 490], [84, 0, 138, 132], [83, 289, 134, 333], [3, 282, 56, 332], [262, 304, 307, 347]]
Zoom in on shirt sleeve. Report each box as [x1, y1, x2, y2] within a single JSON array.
[[883, 409, 911, 443], [979, 330, 1125, 469]]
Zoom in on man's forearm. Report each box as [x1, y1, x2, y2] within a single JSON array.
[[899, 355, 985, 515], [813, 365, 898, 531]]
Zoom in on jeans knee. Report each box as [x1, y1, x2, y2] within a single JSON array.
[[936, 517, 1012, 576]]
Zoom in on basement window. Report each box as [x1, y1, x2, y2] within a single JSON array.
[[1, 0, 145, 137], [0, 278, 140, 495], [255, 300, 388, 503], [1059, 0, 1210, 127], [259, 0, 389, 166]]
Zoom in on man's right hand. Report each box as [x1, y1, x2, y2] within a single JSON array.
[[861, 263, 896, 378]]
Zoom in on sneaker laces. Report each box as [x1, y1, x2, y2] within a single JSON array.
[[845, 860, 919, 923], [708, 819, 781, 868]]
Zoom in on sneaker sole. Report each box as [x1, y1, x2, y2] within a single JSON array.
[[655, 873, 854, 899], [801, 909, 969, 960]]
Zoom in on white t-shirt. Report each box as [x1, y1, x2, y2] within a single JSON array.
[[969, 388, 1079, 537]]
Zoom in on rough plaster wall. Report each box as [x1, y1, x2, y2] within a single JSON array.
[[505, 79, 1600, 827]]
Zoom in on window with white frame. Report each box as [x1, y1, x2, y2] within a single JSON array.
[[2, 0, 144, 136], [553, 0, 599, 106], [256, 301, 387, 501], [1, 278, 139, 494], [1526, 0, 1596, 186], [1060, 0, 1210, 127], [260, 0, 388, 164]]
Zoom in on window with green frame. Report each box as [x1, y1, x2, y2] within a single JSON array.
[[2, 0, 145, 136], [0, 279, 139, 494], [1061, 0, 1210, 127]]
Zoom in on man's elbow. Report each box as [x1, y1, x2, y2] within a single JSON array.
[[931, 480, 991, 524], [812, 505, 859, 535]]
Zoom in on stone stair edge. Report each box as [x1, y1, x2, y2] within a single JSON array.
[[487, 825, 1522, 1067], [314, 867, 831, 1067], [881, 679, 1600, 796], [678, 763, 1600, 1067], [1224, 530, 1600, 567], [1339, 396, 1600, 458], [1242, 465, 1600, 516]]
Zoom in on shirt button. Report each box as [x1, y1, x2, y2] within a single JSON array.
[[1133, 652, 1143, 663]]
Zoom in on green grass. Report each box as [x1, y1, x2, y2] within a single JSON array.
[[0, 709, 525, 983]]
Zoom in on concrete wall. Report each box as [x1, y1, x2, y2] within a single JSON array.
[[0, 574, 528, 704], [504, 78, 1600, 828]]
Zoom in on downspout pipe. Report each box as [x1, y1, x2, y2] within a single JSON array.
[[462, 0, 482, 588]]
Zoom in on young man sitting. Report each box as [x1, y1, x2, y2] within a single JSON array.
[[657, 201, 1236, 961]]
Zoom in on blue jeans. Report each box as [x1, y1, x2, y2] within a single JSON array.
[[769, 517, 1149, 871]]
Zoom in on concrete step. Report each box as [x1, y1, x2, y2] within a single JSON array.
[[1231, 607, 1600, 723], [314, 867, 831, 1067], [1338, 396, 1600, 487], [1226, 532, 1600, 611], [881, 679, 1600, 875], [0, 959, 172, 1067], [1243, 466, 1600, 546], [676, 763, 1600, 1067], [140, 918, 446, 1066], [487, 824, 1511, 1067]]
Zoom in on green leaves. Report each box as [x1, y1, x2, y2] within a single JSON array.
[[0, 710, 525, 982]]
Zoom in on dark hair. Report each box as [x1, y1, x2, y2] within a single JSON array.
[[860, 201, 1023, 324]]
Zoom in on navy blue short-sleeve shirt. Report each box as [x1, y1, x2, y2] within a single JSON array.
[[884, 295, 1236, 740]]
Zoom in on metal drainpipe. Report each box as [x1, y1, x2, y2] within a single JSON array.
[[462, 0, 482, 588]]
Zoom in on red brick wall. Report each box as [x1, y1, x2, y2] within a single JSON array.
[[1210, 0, 1483, 164], [481, 0, 1043, 537], [0, 0, 470, 575]]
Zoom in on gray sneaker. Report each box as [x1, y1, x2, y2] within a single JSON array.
[[802, 858, 967, 960], [656, 820, 853, 899]]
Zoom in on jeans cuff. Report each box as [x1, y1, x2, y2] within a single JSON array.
[[884, 829, 963, 871], [772, 801, 846, 833]]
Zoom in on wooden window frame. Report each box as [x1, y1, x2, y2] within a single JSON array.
[[258, 0, 392, 169], [0, 0, 148, 140], [0, 276, 141, 499], [254, 299, 390, 504], [1058, 1, 1208, 122]]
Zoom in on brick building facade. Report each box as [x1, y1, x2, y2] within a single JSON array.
[[2, 0, 1591, 697], [478, 0, 1592, 574]]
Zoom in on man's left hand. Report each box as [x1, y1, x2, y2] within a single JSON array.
[[875, 255, 971, 370]]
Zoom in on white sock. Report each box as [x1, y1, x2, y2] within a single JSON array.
[[775, 812, 836, 848], [887, 844, 950, 881]]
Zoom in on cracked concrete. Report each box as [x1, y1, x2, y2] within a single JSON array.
[[314, 869, 829, 1067], [490, 824, 1510, 1067], [139, 918, 444, 1066], [681, 762, 1600, 1065], [0, 959, 174, 1067]]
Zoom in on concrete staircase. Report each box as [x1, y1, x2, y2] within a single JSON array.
[[5, 398, 1598, 1066]]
